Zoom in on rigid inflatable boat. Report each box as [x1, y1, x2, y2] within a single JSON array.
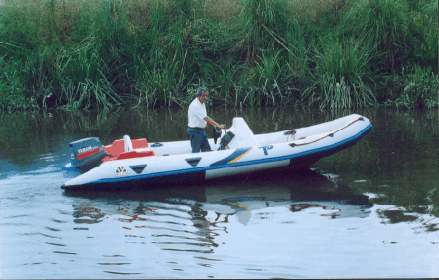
[[61, 114, 372, 191]]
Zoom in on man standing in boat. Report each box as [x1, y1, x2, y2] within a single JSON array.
[[187, 87, 225, 153]]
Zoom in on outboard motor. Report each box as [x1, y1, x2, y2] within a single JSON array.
[[69, 137, 106, 169]]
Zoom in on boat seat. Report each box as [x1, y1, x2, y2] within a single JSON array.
[[103, 136, 154, 161], [117, 149, 155, 160], [227, 117, 259, 148]]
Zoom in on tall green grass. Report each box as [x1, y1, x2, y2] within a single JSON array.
[[338, 0, 437, 104], [340, 0, 412, 73], [395, 66, 439, 109], [0, 56, 34, 111], [0, 0, 437, 111], [133, 0, 197, 108], [240, 0, 288, 58], [411, 0, 438, 71], [304, 37, 375, 110]]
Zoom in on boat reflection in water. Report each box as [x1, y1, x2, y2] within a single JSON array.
[[65, 168, 371, 255]]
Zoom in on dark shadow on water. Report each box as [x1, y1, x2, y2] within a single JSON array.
[[64, 168, 371, 208]]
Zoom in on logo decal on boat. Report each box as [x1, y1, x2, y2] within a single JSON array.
[[259, 145, 273, 156], [76, 146, 101, 160], [130, 165, 147, 174], [116, 166, 127, 176], [185, 157, 201, 167], [150, 142, 163, 147]]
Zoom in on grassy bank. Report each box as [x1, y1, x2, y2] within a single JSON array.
[[0, 0, 437, 111]]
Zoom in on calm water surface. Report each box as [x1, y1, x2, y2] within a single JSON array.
[[0, 107, 438, 278]]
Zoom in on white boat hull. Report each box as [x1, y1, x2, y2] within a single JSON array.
[[62, 114, 372, 191]]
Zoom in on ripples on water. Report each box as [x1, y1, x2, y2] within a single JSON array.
[[0, 108, 438, 278]]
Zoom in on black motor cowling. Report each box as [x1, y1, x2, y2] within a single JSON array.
[[69, 137, 106, 169], [218, 131, 235, 150]]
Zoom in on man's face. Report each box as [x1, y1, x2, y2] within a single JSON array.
[[199, 91, 209, 103]]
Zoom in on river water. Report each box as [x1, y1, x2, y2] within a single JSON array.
[[0, 107, 438, 278]]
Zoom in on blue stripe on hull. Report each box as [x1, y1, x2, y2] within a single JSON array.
[[63, 124, 372, 190]]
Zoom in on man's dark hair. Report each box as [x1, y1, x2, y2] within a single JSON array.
[[196, 86, 207, 97]]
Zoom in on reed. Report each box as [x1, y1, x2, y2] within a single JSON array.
[[340, 0, 412, 74], [132, 0, 195, 108], [240, 0, 288, 59], [410, 0, 438, 71], [253, 50, 285, 105], [395, 66, 439, 109], [285, 18, 311, 96], [303, 37, 375, 110], [0, 56, 32, 111]]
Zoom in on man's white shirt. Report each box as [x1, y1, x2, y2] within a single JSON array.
[[188, 97, 207, 128]]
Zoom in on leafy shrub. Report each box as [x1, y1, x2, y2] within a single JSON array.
[[395, 66, 438, 109]]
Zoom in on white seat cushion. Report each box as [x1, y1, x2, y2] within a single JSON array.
[[227, 117, 259, 148]]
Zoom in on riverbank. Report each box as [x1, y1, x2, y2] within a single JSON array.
[[0, 0, 437, 112]]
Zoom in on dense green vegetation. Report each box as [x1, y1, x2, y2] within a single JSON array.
[[0, 0, 437, 111]]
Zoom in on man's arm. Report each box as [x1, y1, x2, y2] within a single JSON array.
[[204, 116, 225, 129]]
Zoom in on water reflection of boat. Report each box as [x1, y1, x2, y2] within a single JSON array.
[[67, 169, 371, 223], [66, 169, 370, 254], [62, 114, 372, 190]]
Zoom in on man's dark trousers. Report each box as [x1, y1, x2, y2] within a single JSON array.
[[187, 127, 211, 153]]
